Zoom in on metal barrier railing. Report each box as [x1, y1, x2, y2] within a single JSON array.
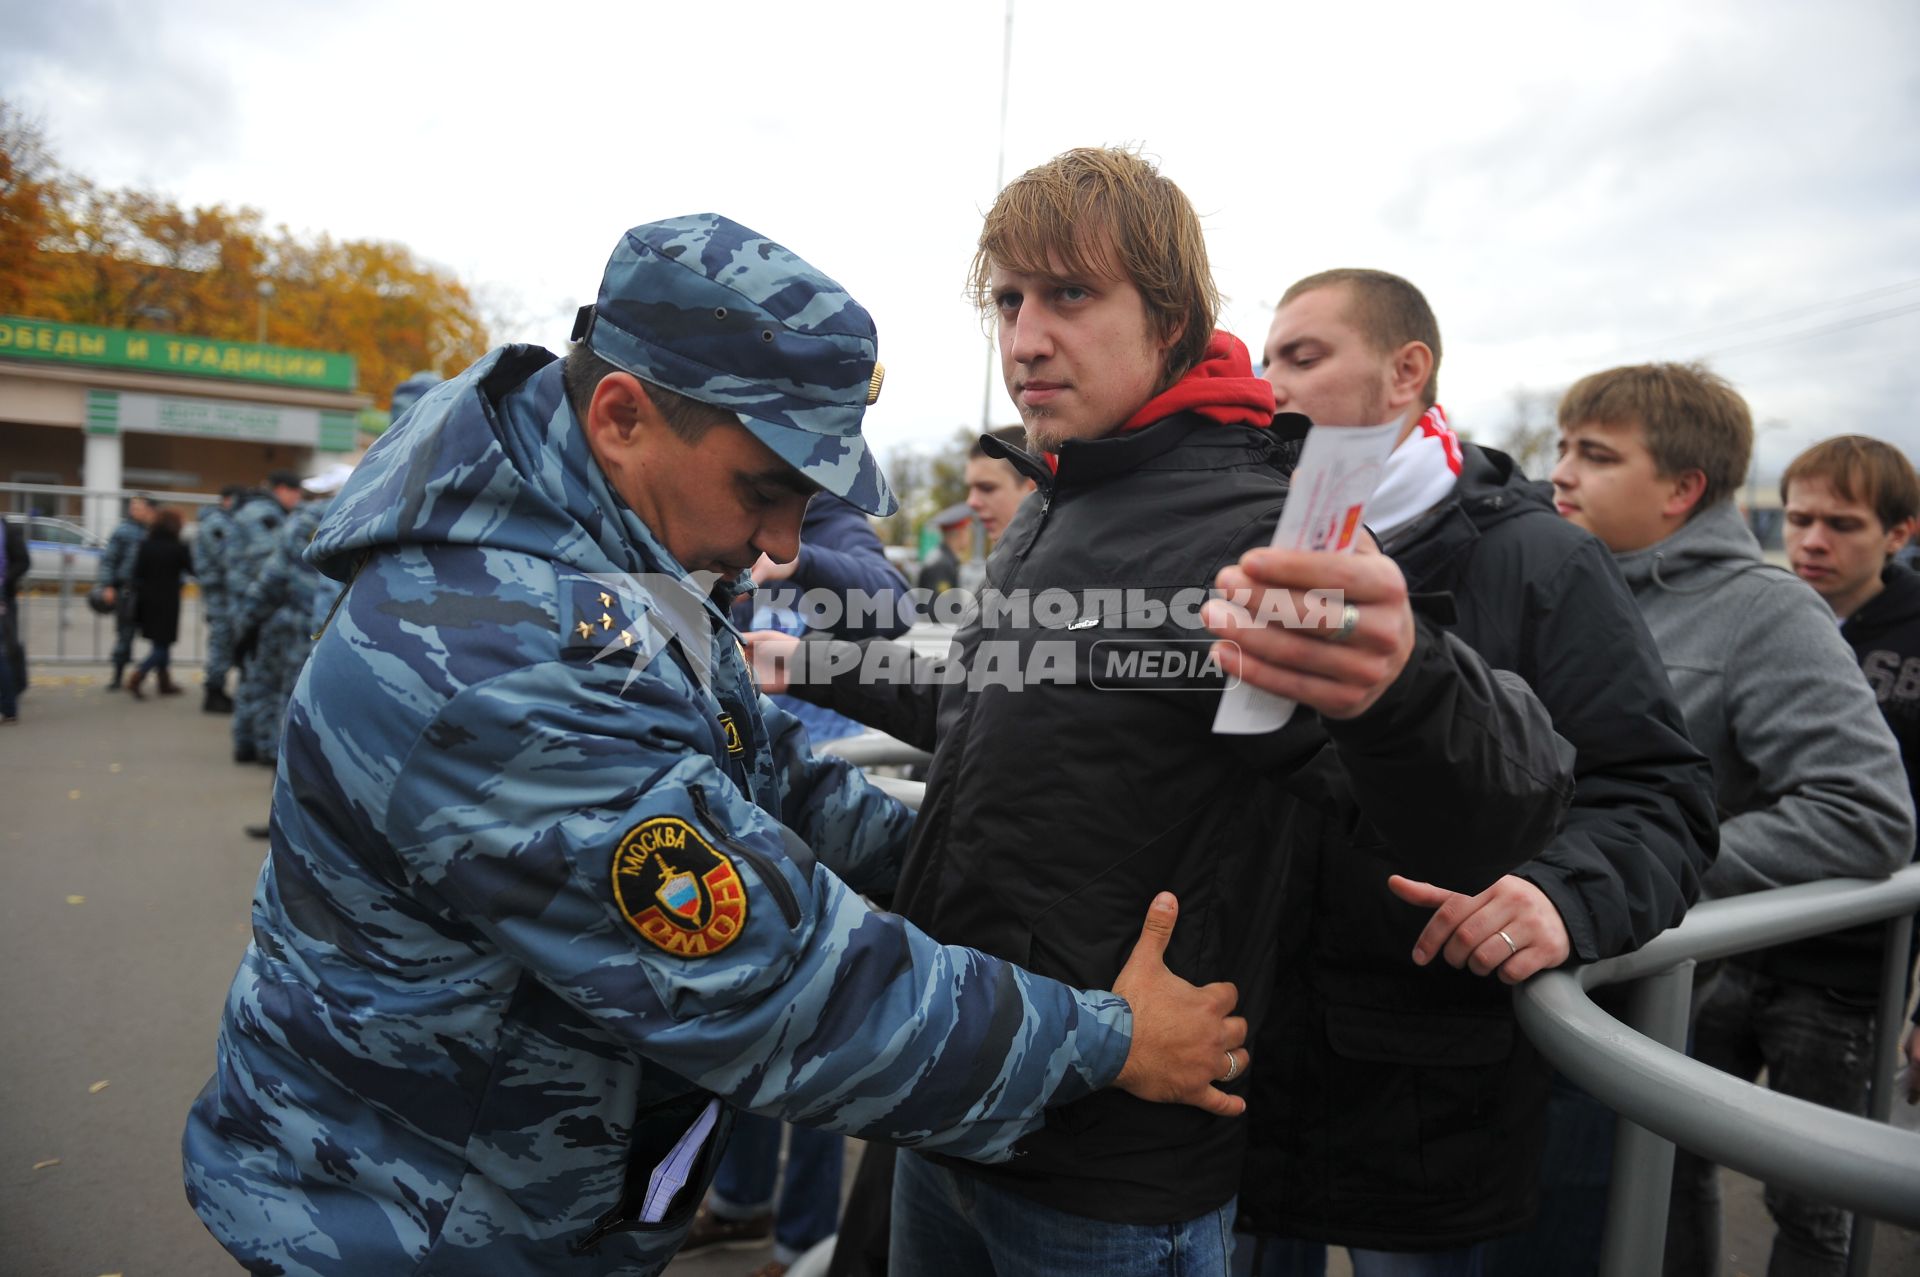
[[1514, 865, 1920, 1277], [7, 482, 223, 666], [13, 553, 208, 666]]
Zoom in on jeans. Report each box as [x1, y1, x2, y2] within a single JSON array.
[[1233, 1235, 1483, 1277], [1663, 964, 1873, 1277], [136, 642, 172, 676], [1481, 1069, 1616, 1277], [891, 1149, 1235, 1277], [709, 1112, 843, 1263]]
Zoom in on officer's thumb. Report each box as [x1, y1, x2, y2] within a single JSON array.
[[1124, 892, 1179, 973]]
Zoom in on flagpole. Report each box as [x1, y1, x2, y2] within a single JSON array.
[[980, 0, 1014, 432]]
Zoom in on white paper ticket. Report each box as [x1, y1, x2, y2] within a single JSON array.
[[1212, 420, 1404, 735]]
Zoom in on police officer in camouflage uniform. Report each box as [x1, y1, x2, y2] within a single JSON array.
[[225, 472, 302, 763], [234, 478, 331, 783], [183, 215, 1248, 1277], [195, 486, 245, 713], [240, 468, 353, 839], [98, 494, 154, 689]]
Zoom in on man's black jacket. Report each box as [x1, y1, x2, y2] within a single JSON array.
[[798, 418, 1575, 1223], [1238, 442, 1718, 1248]]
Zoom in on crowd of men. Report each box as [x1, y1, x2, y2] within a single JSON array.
[[168, 145, 1919, 1277]]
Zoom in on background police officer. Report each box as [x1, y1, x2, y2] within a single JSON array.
[[224, 471, 300, 763], [194, 485, 244, 713]]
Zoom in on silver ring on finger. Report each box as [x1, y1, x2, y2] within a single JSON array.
[[1497, 929, 1519, 958], [1222, 1050, 1240, 1083], [1328, 601, 1361, 644]]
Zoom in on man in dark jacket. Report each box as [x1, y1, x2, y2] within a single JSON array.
[[1784, 438, 1920, 1106], [773, 150, 1575, 1276], [98, 493, 154, 690], [1227, 270, 1717, 1276]]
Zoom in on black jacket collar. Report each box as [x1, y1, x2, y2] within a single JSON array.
[[1847, 562, 1920, 639], [981, 412, 1311, 491]]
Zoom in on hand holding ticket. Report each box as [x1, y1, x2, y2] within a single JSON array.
[[1207, 421, 1413, 733]]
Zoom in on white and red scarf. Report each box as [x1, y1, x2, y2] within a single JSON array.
[[1368, 405, 1463, 538]]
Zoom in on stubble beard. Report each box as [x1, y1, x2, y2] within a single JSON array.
[[1019, 404, 1062, 453]]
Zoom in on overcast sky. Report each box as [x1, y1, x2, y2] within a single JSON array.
[[4, 0, 1916, 483]]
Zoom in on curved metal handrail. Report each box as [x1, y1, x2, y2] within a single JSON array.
[[1513, 865, 1920, 1246]]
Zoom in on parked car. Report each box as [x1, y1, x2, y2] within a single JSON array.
[[8, 515, 107, 587]]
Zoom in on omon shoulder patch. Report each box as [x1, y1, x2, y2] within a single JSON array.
[[611, 817, 747, 957]]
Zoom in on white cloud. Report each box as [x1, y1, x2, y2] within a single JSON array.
[[4, 0, 1915, 479]]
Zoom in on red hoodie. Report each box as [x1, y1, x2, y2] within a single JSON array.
[[1120, 330, 1274, 432]]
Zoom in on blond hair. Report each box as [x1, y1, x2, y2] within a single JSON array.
[[968, 146, 1217, 389]]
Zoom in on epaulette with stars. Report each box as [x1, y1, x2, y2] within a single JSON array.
[[558, 574, 649, 663]]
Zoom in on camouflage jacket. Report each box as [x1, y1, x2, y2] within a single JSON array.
[[182, 346, 1132, 1277], [231, 499, 327, 636], [193, 505, 233, 600], [222, 491, 288, 610], [100, 516, 145, 590]]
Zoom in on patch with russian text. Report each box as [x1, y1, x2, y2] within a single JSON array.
[[611, 817, 748, 957]]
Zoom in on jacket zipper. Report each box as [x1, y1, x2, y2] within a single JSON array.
[[571, 1196, 634, 1254], [688, 784, 800, 928]]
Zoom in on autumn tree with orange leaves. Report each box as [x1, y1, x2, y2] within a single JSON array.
[[1, 100, 488, 407]]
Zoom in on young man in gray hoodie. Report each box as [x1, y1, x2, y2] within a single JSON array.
[[1502, 362, 1913, 1277]]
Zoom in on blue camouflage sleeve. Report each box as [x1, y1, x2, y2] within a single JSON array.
[[233, 525, 297, 633], [381, 657, 1130, 1161], [102, 525, 139, 589], [759, 688, 914, 898]]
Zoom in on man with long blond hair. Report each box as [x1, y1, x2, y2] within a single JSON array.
[[777, 146, 1572, 1276]]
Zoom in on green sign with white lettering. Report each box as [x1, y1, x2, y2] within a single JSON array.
[[83, 389, 359, 453], [0, 315, 356, 391]]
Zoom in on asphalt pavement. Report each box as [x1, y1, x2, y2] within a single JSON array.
[[1, 661, 1914, 1276]]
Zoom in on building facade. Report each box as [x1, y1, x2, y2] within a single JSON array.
[[0, 315, 371, 535]]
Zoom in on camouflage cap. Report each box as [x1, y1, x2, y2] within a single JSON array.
[[574, 214, 897, 517]]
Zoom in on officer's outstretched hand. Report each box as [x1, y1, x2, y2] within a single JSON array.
[[1202, 537, 1416, 721], [1110, 892, 1247, 1117]]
